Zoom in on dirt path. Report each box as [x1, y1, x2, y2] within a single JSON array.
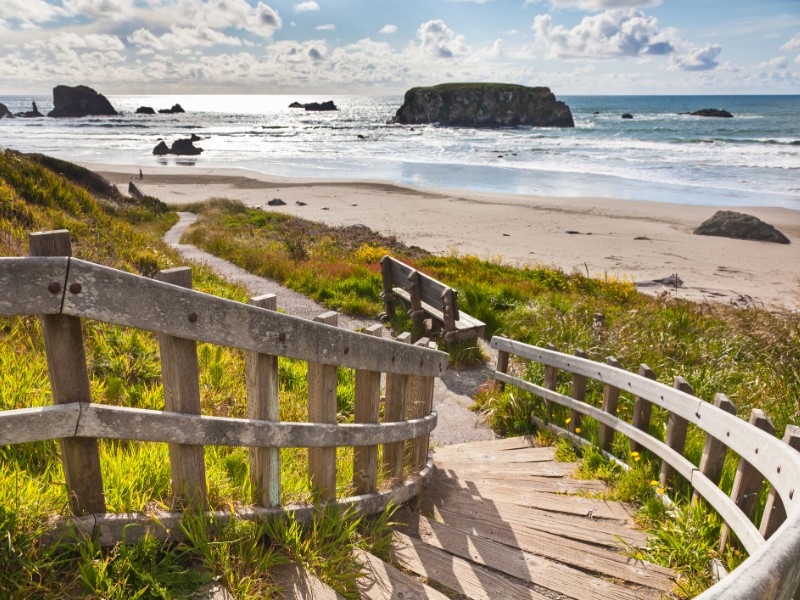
[[164, 213, 495, 446]]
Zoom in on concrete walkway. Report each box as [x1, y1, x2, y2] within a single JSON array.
[[163, 212, 495, 446]]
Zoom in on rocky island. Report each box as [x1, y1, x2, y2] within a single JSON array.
[[392, 83, 574, 128], [47, 85, 117, 118]]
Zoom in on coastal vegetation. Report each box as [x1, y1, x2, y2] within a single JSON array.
[[1, 152, 798, 597]]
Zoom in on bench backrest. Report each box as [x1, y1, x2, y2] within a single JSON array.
[[381, 256, 460, 321]]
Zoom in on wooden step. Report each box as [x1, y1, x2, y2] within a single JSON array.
[[272, 562, 345, 599], [355, 548, 450, 600]]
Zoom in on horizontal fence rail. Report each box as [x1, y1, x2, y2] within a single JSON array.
[[0, 230, 449, 543], [491, 336, 800, 600]]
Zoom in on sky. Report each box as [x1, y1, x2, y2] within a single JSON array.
[[0, 0, 798, 96]]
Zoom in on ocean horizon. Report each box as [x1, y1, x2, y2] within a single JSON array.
[[1, 93, 798, 211]]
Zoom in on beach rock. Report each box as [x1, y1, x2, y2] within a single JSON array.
[[392, 83, 574, 128], [268, 198, 286, 206], [0, 102, 13, 119], [17, 101, 44, 118], [621, 113, 633, 119], [159, 104, 185, 114], [691, 108, 733, 118], [152, 141, 170, 155], [295, 201, 307, 206], [136, 106, 156, 115], [170, 138, 202, 155], [48, 85, 117, 118], [694, 211, 790, 244]]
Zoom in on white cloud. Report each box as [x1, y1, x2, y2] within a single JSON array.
[[525, 0, 661, 7], [533, 9, 676, 59], [380, 24, 397, 35], [781, 33, 800, 52], [757, 56, 788, 70], [0, 0, 67, 26], [671, 44, 721, 71], [62, 0, 134, 20], [293, 1, 320, 12], [315, 24, 336, 31], [26, 32, 125, 53], [128, 26, 243, 52], [417, 19, 469, 59]]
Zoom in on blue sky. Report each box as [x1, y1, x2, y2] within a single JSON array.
[[0, 0, 798, 95]]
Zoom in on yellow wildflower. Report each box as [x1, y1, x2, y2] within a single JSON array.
[[575, 427, 581, 434]]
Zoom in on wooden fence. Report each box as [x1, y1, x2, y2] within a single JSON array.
[[492, 336, 800, 600], [0, 230, 448, 545]]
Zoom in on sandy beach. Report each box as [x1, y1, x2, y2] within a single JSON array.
[[92, 163, 800, 311]]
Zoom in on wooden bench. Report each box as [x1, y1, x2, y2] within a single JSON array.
[[380, 256, 485, 345]]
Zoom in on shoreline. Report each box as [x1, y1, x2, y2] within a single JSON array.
[[89, 162, 800, 311]]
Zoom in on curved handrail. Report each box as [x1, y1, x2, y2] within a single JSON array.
[[491, 336, 800, 600], [0, 256, 449, 376]]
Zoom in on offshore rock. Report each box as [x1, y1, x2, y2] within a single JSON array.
[[152, 138, 203, 155], [621, 113, 633, 119], [691, 108, 733, 118], [392, 83, 574, 128], [152, 141, 170, 155], [48, 85, 117, 117], [136, 106, 156, 114], [0, 102, 14, 118], [159, 103, 185, 114], [17, 101, 44, 118], [694, 211, 789, 244]]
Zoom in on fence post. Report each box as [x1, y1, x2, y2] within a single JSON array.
[[379, 256, 394, 318], [542, 343, 559, 421], [30, 230, 106, 516], [693, 393, 737, 504], [630, 364, 656, 453], [308, 311, 339, 502], [568, 349, 587, 434], [353, 324, 383, 495], [599, 357, 621, 452], [245, 293, 280, 508], [156, 267, 208, 510], [404, 338, 431, 472], [719, 409, 776, 552], [412, 341, 438, 472], [383, 332, 411, 480], [759, 425, 800, 539], [659, 377, 692, 489], [495, 348, 509, 391]]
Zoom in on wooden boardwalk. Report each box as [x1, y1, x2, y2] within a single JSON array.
[[281, 436, 676, 599]]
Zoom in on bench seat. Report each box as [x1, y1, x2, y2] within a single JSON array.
[[393, 287, 485, 342]]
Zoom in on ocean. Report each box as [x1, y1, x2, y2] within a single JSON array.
[[1, 94, 798, 210]]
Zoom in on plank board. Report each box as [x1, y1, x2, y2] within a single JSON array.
[[430, 506, 674, 591], [403, 513, 659, 600], [391, 531, 552, 600], [432, 465, 609, 494], [432, 435, 537, 454], [272, 563, 345, 600], [355, 549, 450, 600]]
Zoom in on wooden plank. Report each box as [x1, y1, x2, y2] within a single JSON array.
[[432, 467, 608, 495], [391, 531, 552, 600], [62, 259, 448, 377], [569, 349, 587, 434], [0, 404, 81, 445], [404, 513, 658, 600], [542, 342, 559, 419], [599, 357, 621, 452], [406, 339, 435, 472], [383, 332, 411, 481], [719, 409, 775, 552], [379, 256, 394, 317], [355, 549, 450, 600], [432, 435, 534, 454], [659, 377, 692, 489], [0, 256, 68, 316], [272, 562, 345, 600], [393, 288, 483, 333], [422, 488, 646, 548], [30, 230, 106, 516], [308, 311, 339, 502], [156, 267, 207, 510], [433, 460, 576, 479], [759, 425, 800, 539], [693, 393, 736, 504], [245, 293, 280, 508], [630, 364, 656, 453], [431, 505, 674, 591], [440, 288, 459, 334], [353, 324, 383, 495], [424, 478, 635, 522]]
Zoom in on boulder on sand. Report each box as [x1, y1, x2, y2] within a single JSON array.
[[48, 85, 117, 117], [392, 83, 574, 128], [694, 210, 790, 244]]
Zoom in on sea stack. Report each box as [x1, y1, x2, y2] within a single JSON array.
[[48, 85, 118, 118], [392, 83, 574, 128]]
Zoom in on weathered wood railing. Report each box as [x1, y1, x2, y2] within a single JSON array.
[[0, 230, 448, 545], [492, 336, 800, 600]]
